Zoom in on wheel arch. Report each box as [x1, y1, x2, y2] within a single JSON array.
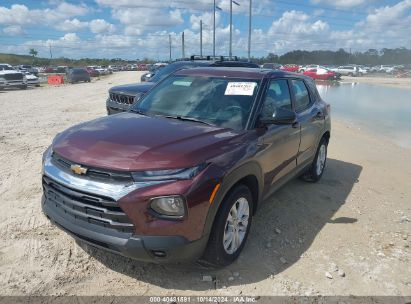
[[201, 161, 263, 237]]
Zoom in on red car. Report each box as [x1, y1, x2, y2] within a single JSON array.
[[303, 68, 340, 80], [280, 64, 299, 73]]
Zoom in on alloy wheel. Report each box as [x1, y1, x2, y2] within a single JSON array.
[[223, 197, 250, 254]]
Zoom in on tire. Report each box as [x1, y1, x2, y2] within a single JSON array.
[[202, 184, 253, 267], [19, 85, 27, 90], [348, 72, 353, 77], [301, 137, 328, 182]]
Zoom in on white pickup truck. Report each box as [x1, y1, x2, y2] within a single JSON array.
[[0, 63, 27, 90]]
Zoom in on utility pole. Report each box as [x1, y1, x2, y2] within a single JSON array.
[[229, 0, 232, 59], [182, 31, 185, 59], [213, 0, 216, 58], [169, 34, 172, 62], [200, 20, 203, 57], [49, 44, 53, 59], [248, 0, 252, 62]]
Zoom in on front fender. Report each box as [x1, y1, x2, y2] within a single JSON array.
[[201, 161, 263, 237]]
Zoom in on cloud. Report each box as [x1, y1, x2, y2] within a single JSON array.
[[190, 12, 221, 30], [55, 18, 89, 32], [310, 0, 366, 9], [111, 7, 183, 34], [0, 2, 88, 26], [3, 25, 24, 35], [89, 19, 115, 34]]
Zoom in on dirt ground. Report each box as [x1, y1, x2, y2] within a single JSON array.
[[0, 71, 410, 297]]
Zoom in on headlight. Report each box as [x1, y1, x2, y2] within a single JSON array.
[[131, 164, 206, 182], [42, 145, 53, 164], [150, 195, 186, 217]]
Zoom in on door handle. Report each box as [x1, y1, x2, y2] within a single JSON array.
[[292, 121, 300, 128]]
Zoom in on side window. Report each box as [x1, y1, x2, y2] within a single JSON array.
[[261, 79, 292, 119], [291, 79, 311, 112]]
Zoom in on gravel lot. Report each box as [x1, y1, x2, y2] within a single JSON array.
[[0, 71, 410, 296]]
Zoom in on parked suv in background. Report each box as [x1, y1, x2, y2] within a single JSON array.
[[67, 68, 91, 83], [106, 57, 259, 115], [42, 67, 331, 266], [0, 63, 27, 90], [331, 66, 361, 76]]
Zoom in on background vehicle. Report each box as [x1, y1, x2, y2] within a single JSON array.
[[18, 65, 39, 76], [280, 64, 299, 72], [262, 63, 282, 70], [42, 67, 331, 266], [0, 63, 27, 90], [330, 66, 361, 76], [86, 67, 100, 77], [24, 71, 40, 87], [107, 56, 260, 115], [299, 64, 322, 73], [67, 68, 91, 83], [303, 67, 340, 80]]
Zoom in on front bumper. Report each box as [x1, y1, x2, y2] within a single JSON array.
[[42, 195, 207, 262], [41, 150, 217, 263]]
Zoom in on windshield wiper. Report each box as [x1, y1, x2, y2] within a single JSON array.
[[160, 115, 215, 126], [129, 108, 148, 116]]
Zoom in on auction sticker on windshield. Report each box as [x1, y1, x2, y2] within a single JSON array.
[[225, 82, 257, 96]]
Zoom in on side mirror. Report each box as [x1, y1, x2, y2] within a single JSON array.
[[259, 108, 297, 125]]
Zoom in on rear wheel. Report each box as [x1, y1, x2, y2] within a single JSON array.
[[301, 137, 328, 182], [202, 185, 253, 267], [19, 85, 27, 90]]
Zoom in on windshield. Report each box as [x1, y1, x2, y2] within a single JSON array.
[[133, 75, 260, 130], [150, 62, 205, 83]]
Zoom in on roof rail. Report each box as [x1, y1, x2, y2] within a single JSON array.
[[189, 55, 239, 61]]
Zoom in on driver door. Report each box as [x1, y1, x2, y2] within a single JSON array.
[[257, 79, 301, 193]]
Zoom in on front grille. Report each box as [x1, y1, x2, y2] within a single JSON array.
[[4, 73, 23, 80], [109, 92, 135, 105], [51, 153, 133, 183], [43, 176, 134, 233]]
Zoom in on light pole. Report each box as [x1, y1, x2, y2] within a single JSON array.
[[248, 0, 252, 62], [229, 0, 240, 60], [200, 19, 203, 57], [213, 0, 216, 58], [169, 34, 172, 62], [182, 31, 185, 59]]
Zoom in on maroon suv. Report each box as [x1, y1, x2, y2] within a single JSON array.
[[42, 67, 331, 266]]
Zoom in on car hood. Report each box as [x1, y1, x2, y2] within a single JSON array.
[[109, 82, 155, 95], [52, 112, 244, 171]]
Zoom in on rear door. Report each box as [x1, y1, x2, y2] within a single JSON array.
[[257, 79, 300, 189], [290, 78, 324, 167]]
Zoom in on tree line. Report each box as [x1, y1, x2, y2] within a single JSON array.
[[248, 48, 411, 66], [1, 47, 410, 67]]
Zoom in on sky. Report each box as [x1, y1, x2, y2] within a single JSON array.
[[0, 0, 410, 60]]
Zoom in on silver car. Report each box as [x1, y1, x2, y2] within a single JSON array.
[[331, 66, 361, 76]]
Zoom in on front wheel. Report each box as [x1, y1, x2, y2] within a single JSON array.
[[301, 137, 328, 182], [202, 185, 253, 267]]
